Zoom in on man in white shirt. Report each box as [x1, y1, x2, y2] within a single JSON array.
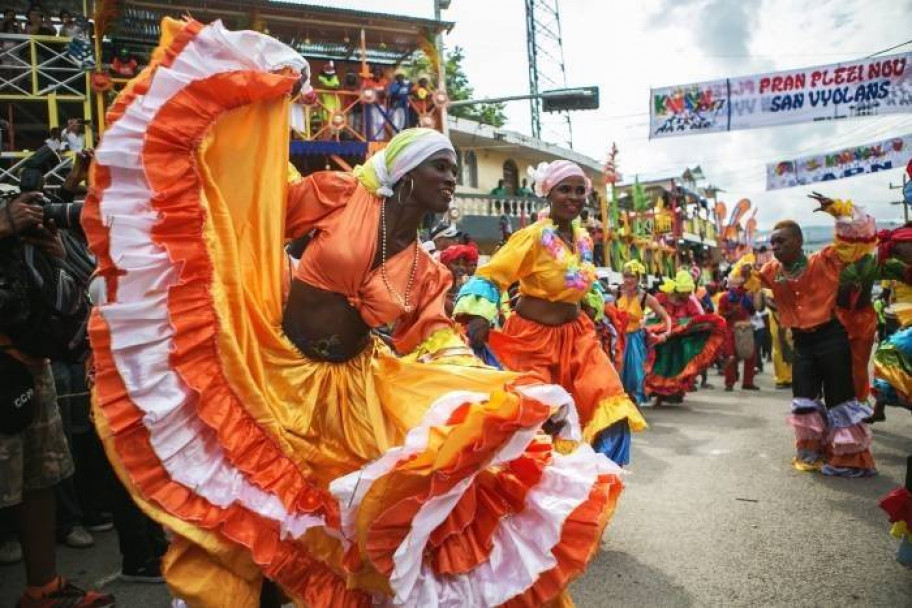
[[751, 308, 771, 373], [62, 118, 85, 153]]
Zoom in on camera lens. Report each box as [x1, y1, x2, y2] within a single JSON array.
[[42, 202, 83, 231]]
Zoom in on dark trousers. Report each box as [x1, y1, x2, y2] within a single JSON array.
[[106, 464, 167, 569], [792, 319, 856, 410], [52, 362, 100, 535]]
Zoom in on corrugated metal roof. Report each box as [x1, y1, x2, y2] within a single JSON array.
[[448, 116, 604, 174], [113, 2, 446, 63], [266, 1, 453, 30]]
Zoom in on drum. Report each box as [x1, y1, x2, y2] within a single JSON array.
[[734, 321, 756, 361]]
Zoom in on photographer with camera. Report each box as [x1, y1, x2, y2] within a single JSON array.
[[0, 153, 113, 606]]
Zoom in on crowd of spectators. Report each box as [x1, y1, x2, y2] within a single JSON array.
[[305, 60, 436, 141], [0, 148, 166, 608]]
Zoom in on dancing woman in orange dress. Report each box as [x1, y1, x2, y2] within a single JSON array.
[[84, 18, 624, 607]]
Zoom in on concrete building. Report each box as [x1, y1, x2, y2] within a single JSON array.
[[448, 116, 607, 249]]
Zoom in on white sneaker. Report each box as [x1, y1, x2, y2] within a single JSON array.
[[0, 538, 22, 565], [63, 526, 95, 549]]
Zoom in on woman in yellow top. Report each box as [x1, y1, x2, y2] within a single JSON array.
[[456, 160, 645, 466], [616, 260, 671, 404]]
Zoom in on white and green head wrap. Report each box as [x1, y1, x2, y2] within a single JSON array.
[[353, 128, 455, 197]]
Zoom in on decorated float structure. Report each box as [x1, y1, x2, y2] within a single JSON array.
[[608, 165, 757, 281], [99, 1, 453, 173], [0, 1, 453, 188]]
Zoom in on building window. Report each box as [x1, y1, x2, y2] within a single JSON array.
[[464, 150, 478, 188], [503, 159, 518, 195], [454, 146, 463, 186]]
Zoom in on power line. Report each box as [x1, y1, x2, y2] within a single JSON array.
[[867, 38, 912, 59]]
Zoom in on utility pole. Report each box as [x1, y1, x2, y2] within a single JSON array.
[[524, 0, 573, 148], [889, 174, 910, 224], [434, 0, 451, 135]]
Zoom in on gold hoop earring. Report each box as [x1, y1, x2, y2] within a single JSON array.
[[397, 177, 415, 206]]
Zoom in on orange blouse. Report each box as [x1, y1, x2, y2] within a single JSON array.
[[759, 246, 842, 330], [285, 171, 453, 353]]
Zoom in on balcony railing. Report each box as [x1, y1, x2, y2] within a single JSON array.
[[625, 209, 718, 244], [452, 193, 548, 220], [291, 87, 447, 142], [682, 217, 718, 242], [0, 34, 89, 99]]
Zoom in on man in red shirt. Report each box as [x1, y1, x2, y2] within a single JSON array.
[[717, 279, 760, 391], [757, 194, 876, 478]]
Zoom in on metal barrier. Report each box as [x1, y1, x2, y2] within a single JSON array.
[[0, 150, 73, 188]]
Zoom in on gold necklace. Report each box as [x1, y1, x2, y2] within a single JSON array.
[[380, 201, 420, 313]]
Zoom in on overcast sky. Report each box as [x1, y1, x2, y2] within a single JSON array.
[[312, 0, 912, 227]]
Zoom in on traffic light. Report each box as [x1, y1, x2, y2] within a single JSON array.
[[541, 86, 599, 112]]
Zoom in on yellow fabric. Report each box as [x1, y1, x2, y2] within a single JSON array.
[[476, 222, 594, 304], [583, 289, 606, 322], [731, 253, 761, 293], [672, 269, 695, 293], [819, 198, 854, 218], [402, 326, 479, 366], [286, 161, 302, 184], [546, 590, 576, 608], [162, 536, 263, 608], [583, 393, 648, 441], [873, 359, 912, 401], [890, 282, 912, 327], [822, 198, 876, 263], [834, 241, 875, 264], [617, 290, 645, 334], [895, 282, 912, 305], [711, 292, 723, 314], [770, 310, 792, 385], [791, 457, 823, 472], [198, 97, 522, 482], [623, 259, 646, 276], [891, 521, 912, 540], [659, 277, 676, 294], [94, 398, 265, 606], [351, 127, 446, 194], [452, 293, 500, 323]]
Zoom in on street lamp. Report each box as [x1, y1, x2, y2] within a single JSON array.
[[447, 86, 600, 110]]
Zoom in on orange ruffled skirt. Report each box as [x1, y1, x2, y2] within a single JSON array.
[[84, 17, 623, 608], [489, 314, 647, 444]]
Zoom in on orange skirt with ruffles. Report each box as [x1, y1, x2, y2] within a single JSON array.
[[489, 314, 647, 443], [85, 17, 623, 608]]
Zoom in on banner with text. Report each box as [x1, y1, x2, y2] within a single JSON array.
[[766, 134, 911, 190], [649, 52, 912, 138]]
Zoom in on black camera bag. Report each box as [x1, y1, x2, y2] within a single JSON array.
[[0, 352, 36, 435], [0, 232, 92, 363]]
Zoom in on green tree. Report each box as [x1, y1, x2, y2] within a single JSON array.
[[409, 46, 507, 127]]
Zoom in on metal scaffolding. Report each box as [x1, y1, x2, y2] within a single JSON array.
[[524, 0, 573, 148], [0, 33, 93, 187]]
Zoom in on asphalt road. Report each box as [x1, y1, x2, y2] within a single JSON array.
[[2, 368, 910, 607]]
